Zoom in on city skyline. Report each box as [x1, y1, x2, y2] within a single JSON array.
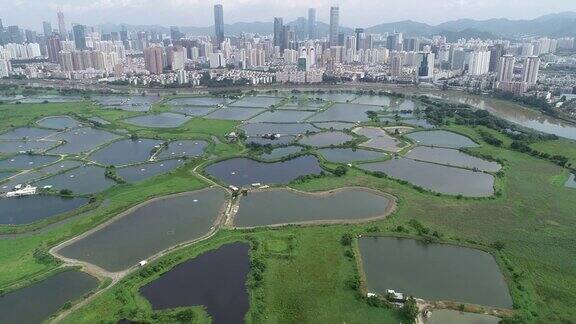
[[0, 0, 575, 31]]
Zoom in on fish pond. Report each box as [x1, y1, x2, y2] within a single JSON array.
[[239, 123, 317, 137], [0, 195, 88, 225], [359, 237, 513, 308], [249, 110, 315, 123], [47, 127, 121, 154], [35, 165, 115, 195], [140, 242, 250, 324], [0, 140, 58, 154], [116, 159, 185, 183], [59, 188, 227, 272], [230, 96, 282, 108], [317, 148, 385, 163], [205, 156, 323, 187], [0, 154, 59, 170], [36, 116, 81, 130], [298, 131, 354, 147], [90, 139, 162, 166], [565, 173, 576, 188], [406, 146, 501, 172], [234, 188, 392, 227], [205, 107, 265, 121], [359, 158, 494, 197], [0, 270, 98, 324], [156, 140, 208, 159], [405, 130, 479, 148], [124, 113, 191, 128], [259, 146, 303, 160], [309, 103, 378, 123], [354, 127, 404, 152], [168, 96, 230, 106], [170, 105, 217, 117], [0, 127, 56, 140]]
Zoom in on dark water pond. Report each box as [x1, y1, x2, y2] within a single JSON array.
[[311, 93, 355, 102], [47, 127, 121, 154], [95, 95, 159, 112], [353, 95, 391, 106], [0, 127, 56, 140], [298, 131, 354, 147], [140, 242, 250, 324], [234, 188, 391, 227], [157, 140, 208, 159], [0, 160, 82, 192], [124, 113, 191, 128], [60, 188, 227, 272], [249, 110, 315, 123], [0, 195, 88, 225], [406, 146, 501, 172], [117, 159, 185, 183], [405, 130, 479, 148], [245, 136, 296, 146], [240, 123, 317, 136], [171, 105, 218, 117], [354, 127, 403, 152], [259, 146, 303, 160], [205, 156, 323, 186], [0, 140, 58, 153], [360, 158, 494, 197], [205, 107, 265, 121], [0, 154, 59, 170], [313, 122, 356, 130], [317, 148, 384, 163], [0, 270, 98, 324], [309, 103, 378, 122], [36, 165, 115, 195], [37, 116, 81, 130], [168, 96, 230, 106], [230, 96, 282, 108], [359, 237, 513, 308], [90, 139, 162, 166]]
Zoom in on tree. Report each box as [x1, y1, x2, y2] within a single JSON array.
[[334, 165, 347, 177], [402, 296, 419, 323], [340, 233, 354, 246]]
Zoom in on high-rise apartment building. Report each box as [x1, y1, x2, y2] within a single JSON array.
[[214, 5, 224, 47], [497, 54, 515, 82], [522, 56, 540, 85], [144, 46, 164, 74], [273, 18, 284, 50], [329, 7, 339, 47]]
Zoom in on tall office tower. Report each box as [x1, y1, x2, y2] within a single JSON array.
[[489, 44, 503, 72], [522, 56, 540, 85], [43, 22, 53, 37], [416, 52, 434, 79], [57, 11, 67, 39], [214, 4, 224, 48], [308, 8, 316, 39], [329, 6, 339, 47], [144, 46, 164, 74], [387, 32, 403, 51], [8, 26, 24, 43], [273, 17, 284, 50], [497, 54, 515, 82], [355, 28, 365, 51], [391, 55, 403, 76], [72, 25, 87, 50]]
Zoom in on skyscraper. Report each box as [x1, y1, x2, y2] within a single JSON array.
[[307, 8, 316, 39], [43, 22, 53, 37], [144, 46, 164, 74], [47, 36, 61, 63], [489, 44, 504, 72], [274, 17, 284, 49], [329, 6, 339, 47], [73, 25, 87, 50], [214, 4, 224, 48], [497, 54, 515, 82], [355, 28, 365, 51], [57, 11, 67, 40], [522, 56, 540, 85]]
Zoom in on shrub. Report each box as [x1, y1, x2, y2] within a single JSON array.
[[340, 233, 354, 246]]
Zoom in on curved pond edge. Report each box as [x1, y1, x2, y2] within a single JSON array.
[[230, 186, 397, 229], [51, 186, 231, 276]]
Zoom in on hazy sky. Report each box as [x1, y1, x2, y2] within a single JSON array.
[[1, 0, 575, 30]]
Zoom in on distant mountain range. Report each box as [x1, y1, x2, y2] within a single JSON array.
[[97, 12, 576, 40]]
